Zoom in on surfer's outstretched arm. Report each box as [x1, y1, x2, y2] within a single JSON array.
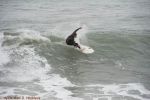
[[72, 27, 82, 35]]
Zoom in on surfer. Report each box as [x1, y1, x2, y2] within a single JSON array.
[[66, 27, 82, 49]]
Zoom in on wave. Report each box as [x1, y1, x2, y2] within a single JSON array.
[[1, 29, 150, 100], [2, 29, 51, 47], [0, 29, 82, 100]]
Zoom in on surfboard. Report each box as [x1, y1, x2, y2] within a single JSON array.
[[77, 45, 94, 54]]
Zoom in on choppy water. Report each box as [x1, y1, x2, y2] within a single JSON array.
[[0, 0, 150, 100]]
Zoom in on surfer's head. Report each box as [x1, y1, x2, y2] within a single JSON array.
[[73, 33, 77, 37]]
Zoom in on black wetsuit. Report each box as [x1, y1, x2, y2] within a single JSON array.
[[66, 28, 81, 49]]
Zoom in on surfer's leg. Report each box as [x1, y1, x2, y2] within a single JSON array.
[[74, 43, 80, 49]]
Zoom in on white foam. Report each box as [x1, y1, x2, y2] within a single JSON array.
[[3, 29, 50, 46], [0, 87, 15, 96], [19, 30, 50, 43], [37, 74, 83, 100], [0, 48, 10, 66], [0, 47, 51, 82], [86, 83, 150, 100], [0, 33, 10, 65], [0, 30, 82, 100]]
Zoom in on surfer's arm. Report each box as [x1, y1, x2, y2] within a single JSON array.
[[72, 27, 82, 35]]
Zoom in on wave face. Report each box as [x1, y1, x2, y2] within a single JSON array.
[[0, 0, 150, 100], [0, 28, 150, 100]]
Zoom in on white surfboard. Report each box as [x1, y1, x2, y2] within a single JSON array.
[[77, 45, 94, 54]]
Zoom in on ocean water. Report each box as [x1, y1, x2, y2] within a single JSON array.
[[0, 0, 150, 100]]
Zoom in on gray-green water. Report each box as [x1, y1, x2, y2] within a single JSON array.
[[0, 0, 150, 100]]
